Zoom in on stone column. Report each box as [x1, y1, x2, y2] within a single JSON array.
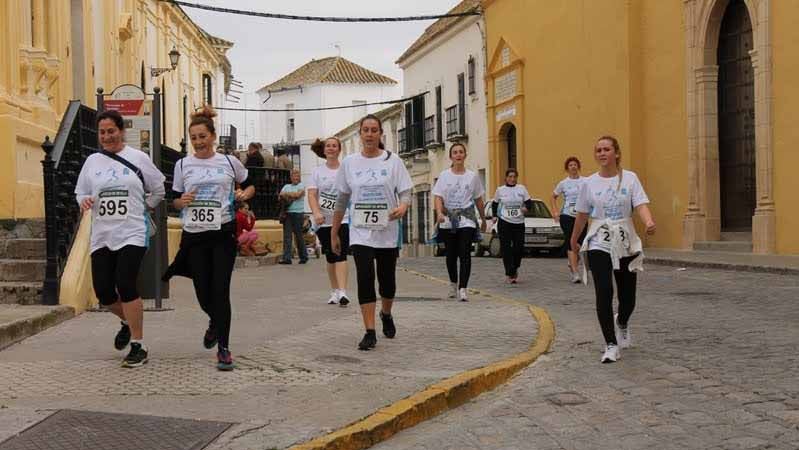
[[749, 44, 776, 253]]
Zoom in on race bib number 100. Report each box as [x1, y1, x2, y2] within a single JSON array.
[[96, 189, 129, 221], [353, 203, 389, 229], [184, 200, 222, 231]]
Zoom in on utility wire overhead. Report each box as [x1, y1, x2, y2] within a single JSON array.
[[207, 92, 427, 113], [160, 0, 481, 22]]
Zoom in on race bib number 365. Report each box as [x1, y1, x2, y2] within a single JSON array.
[[184, 200, 222, 231], [96, 189, 129, 221], [353, 203, 389, 229]]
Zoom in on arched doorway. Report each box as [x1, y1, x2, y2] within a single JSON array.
[[505, 124, 517, 169], [717, 0, 755, 232]]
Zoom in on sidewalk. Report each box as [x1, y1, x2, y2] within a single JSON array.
[[0, 259, 538, 449], [0, 304, 73, 350], [646, 248, 799, 275]]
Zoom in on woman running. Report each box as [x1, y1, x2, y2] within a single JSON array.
[[552, 156, 587, 283], [491, 169, 533, 284], [571, 135, 656, 364], [330, 114, 413, 350], [75, 109, 165, 368], [308, 137, 350, 306], [163, 105, 255, 371], [433, 143, 486, 302]]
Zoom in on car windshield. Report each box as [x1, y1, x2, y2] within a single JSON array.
[[525, 201, 552, 219]]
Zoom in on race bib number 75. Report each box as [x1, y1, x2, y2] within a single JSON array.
[[353, 203, 389, 229]]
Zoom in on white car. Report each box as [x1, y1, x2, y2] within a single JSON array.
[[474, 199, 565, 257]]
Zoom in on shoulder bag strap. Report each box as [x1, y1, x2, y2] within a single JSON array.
[[100, 150, 146, 190]]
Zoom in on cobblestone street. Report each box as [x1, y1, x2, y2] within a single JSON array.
[[371, 256, 799, 450]]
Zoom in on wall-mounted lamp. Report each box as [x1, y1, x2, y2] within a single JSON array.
[[150, 46, 181, 77]]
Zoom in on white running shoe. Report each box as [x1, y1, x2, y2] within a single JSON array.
[[615, 314, 632, 348], [449, 283, 458, 299], [326, 291, 339, 305], [458, 288, 468, 302], [601, 344, 620, 363], [570, 272, 581, 284]]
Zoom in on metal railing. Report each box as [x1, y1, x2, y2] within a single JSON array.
[[41, 101, 98, 305]]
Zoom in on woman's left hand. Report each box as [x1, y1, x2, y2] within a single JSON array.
[[234, 189, 247, 201], [389, 204, 409, 221], [645, 220, 657, 235]]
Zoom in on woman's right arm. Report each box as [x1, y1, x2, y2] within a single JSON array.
[[75, 164, 94, 212]]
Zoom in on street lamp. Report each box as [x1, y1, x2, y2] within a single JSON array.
[[150, 46, 181, 77]]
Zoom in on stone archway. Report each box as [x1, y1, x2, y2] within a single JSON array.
[[498, 121, 517, 174], [682, 0, 774, 253]]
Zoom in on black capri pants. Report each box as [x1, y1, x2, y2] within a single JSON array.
[[587, 250, 637, 346], [351, 245, 399, 305], [559, 214, 587, 247], [90, 245, 147, 305], [317, 224, 350, 264]]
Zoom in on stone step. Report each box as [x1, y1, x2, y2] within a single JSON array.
[[720, 232, 752, 242], [693, 240, 753, 253], [0, 304, 74, 350], [0, 239, 46, 259], [0, 259, 46, 282], [0, 219, 46, 240], [0, 282, 42, 305]]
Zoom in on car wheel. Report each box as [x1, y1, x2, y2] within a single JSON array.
[[489, 236, 502, 258]]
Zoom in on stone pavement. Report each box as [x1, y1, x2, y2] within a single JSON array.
[[646, 249, 799, 275], [0, 259, 537, 449], [373, 256, 799, 450]]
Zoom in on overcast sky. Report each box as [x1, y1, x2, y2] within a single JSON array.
[[182, 0, 460, 144]]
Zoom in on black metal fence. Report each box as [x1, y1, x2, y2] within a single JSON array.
[[41, 101, 98, 305], [159, 145, 289, 220]]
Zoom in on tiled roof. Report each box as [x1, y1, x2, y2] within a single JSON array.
[[202, 31, 234, 51], [396, 0, 481, 65], [259, 57, 397, 92]]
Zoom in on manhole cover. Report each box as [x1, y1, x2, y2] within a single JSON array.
[[546, 392, 590, 406], [0, 409, 232, 450], [392, 296, 447, 302], [315, 355, 362, 364]]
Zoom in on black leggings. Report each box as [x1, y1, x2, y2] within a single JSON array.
[[498, 220, 525, 277], [185, 230, 238, 349], [351, 245, 398, 305], [587, 250, 637, 345], [442, 227, 474, 288], [90, 245, 147, 305]]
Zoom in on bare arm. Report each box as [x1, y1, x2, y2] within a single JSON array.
[[635, 204, 656, 235], [570, 212, 589, 253], [434, 195, 445, 223], [475, 197, 486, 231], [308, 188, 325, 226], [550, 193, 560, 223]]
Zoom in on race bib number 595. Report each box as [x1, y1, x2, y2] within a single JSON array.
[[96, 189, 129, 221], [353, 203, 389, 229]]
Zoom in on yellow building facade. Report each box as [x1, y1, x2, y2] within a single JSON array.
[[0, 0, 231, 220], [483, 0, 797, 255]]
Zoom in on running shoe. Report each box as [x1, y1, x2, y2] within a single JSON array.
[[358, 331, 377, 351], [114, 321, 131, 351], [327, 291, 339, 305], [278, 259, 292, 265], [338, 295, 350, 307], [380, 311, 396, 338], [203, 322, 217, 349], [510, 277, 518, 284], [458, 288, 468, 302], [615, 314, 632, 348], [601, 344, 620, 364], [217, 348, 235, 371], [570, 272, 581, 284], [299, 259, 308, 264], [449, 283, 458, 299], [122, 342, 148, 368]]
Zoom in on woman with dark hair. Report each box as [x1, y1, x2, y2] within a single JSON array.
[[308, 137, 350, 306], [75, 109, 165, 367], [571, 135, 656, 364], [330, 114, 413, 350], [163, 105, 255, 371], [433, 143, 486, 301], [552, 156, 587, 283], [491, 168, 533, 284], [244, 142, 265, 168]]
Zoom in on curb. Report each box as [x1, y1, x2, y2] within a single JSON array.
[[288, 269, 555, 450], [646, 256, 799, 276], [0, 305, 75, 350]]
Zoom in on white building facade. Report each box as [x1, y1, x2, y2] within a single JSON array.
[[395, 0, 489, 249], [255, 57, 400, 207]]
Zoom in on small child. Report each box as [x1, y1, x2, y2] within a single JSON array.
[[235, 202, 258, 256]]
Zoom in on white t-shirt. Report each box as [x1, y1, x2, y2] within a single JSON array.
[[75, 146, 166, 253], [172, 153, 249, 233], [553, 176, 586, 217], [335, 150, 413, 248], [493, 184, 531, 225], [308, 164, 348, 227], [432, 168, 485, 229], [575, 170, 650, 252]]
